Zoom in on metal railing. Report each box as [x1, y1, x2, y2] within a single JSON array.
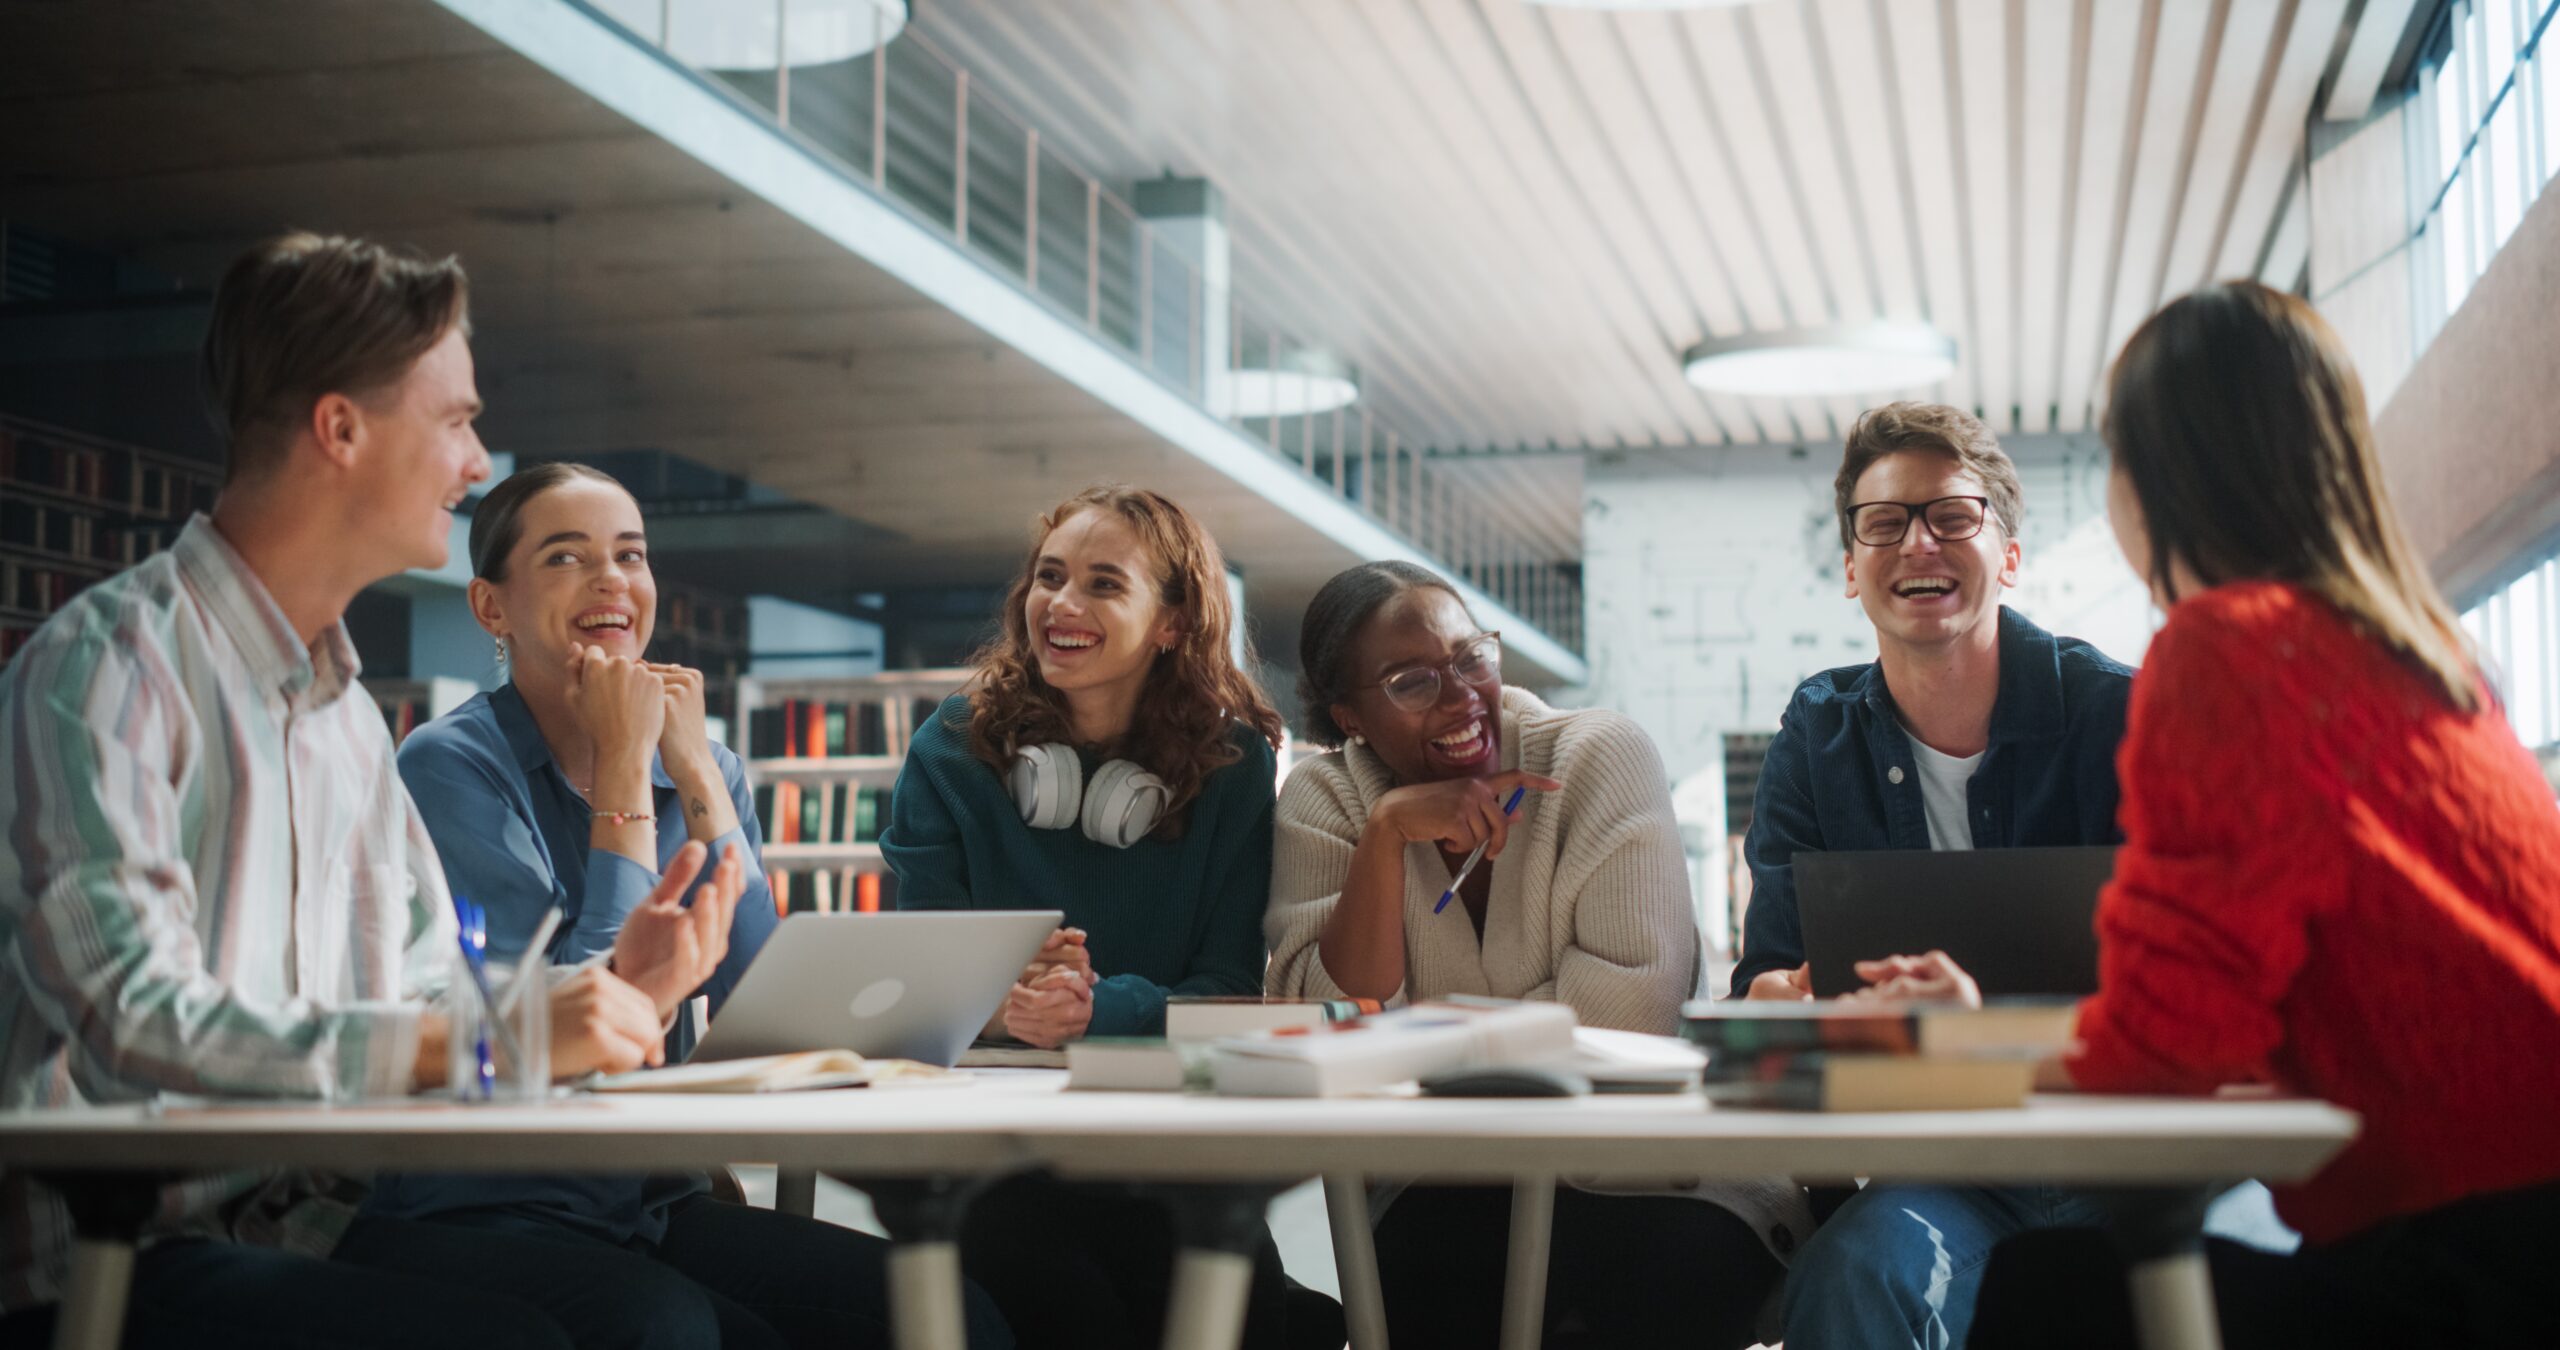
[[581, 0, 1582, 656]]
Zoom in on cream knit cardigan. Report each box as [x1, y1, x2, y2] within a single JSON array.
[[1265, 686, 1814, 1275]]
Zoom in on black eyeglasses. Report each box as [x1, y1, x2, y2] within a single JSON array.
[[1848, 496, 1994, 548], [1366, 633, 1501, 713]]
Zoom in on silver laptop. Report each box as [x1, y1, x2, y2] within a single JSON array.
[[692, 910, 1062, 1066]]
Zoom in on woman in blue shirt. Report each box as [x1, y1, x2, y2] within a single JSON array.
[[882, 485, 1335, 1350], [382, 462, 1010, 1350]]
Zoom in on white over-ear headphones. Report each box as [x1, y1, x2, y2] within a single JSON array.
[[1007, 744, 1170, 848]]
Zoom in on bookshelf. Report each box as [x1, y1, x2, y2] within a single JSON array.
[[737, 667, 973, 917], [367, 676, 480, 746], [0, 415, 222, 668]]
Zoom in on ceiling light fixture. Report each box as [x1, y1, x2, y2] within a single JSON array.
[[1681, 322, 1959, 398], [1222, 349, 1360, 419], [596, 0, 908, 71]]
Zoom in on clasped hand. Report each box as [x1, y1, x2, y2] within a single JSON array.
[[1000, 926, 1095, 1048], [1742, 950, 1983, 1007], [1373, 770, 1561, 859]]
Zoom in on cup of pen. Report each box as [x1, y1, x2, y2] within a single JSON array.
[[448, 896, 552, 1103]]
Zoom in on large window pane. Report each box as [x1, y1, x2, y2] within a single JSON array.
[[2436, 59, 2468, 191], [2444, 166, 2476, 308], [2488, 0, 2518, 100], [2512, 568, 2546, 747], [2492, 94, 2526, 248], [2542, 45, 2560, 185]]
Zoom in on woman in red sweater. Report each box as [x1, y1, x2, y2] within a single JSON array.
[[1884, 281, 2560, 1347]]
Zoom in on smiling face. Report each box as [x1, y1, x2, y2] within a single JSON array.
[[347, 325, 490, 574], [1843, 449, 2020, 657], [471, 476, 656, 676], [1024, 506, 1181, 708], [1331, 587, 1502, 786]]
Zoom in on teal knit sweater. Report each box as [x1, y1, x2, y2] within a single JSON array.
[[881, 693, 1276, 1037]]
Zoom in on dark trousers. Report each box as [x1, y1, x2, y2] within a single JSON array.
[[957, 1171, 1334, 1350], [1967, 1180, 2560, 1349], [1373, 1184, 1782, 1350], [354, 1192, 1012, 1350], [0, 1193, 1014, 1350]]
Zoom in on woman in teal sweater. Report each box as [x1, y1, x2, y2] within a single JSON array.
[[883, 485, 1281, 1042], [880, 485, 1334, 1350]]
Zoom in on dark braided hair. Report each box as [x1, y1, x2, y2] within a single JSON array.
[[1294, 561, 1467, 746]]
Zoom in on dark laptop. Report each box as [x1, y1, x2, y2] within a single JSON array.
[[1793, 845, 2116, 997]]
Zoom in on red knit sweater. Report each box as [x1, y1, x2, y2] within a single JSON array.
[[2068, 581, 2560, 1245]]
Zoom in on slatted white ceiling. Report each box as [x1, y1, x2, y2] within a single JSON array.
[[914, 0, 2361, 560]]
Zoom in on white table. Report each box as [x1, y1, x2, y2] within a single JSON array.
[[0, 1077, 2356, 1350]]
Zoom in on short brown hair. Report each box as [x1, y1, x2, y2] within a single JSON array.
[[1833, 402, 2025, 550], [199, 232, 470, 484]]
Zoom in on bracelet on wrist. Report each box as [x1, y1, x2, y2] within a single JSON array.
[[590, 809, 656, 825]]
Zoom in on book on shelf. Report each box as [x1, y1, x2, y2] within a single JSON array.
[[1700, 1050, 2036, 1112], [1164, 996, 1377, 1040], [767, 865, 891, 917], [748, 699, 894, 759], [1678, 998, 2077, 1060], [1208, 997, 1579, 1098], [752, 782, 892, 847]]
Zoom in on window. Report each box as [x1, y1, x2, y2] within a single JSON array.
[[2462, 551, 2560, 751], [2411, 1, 2560, 345]]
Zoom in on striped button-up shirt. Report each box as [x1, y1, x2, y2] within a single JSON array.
[[0, 516, 454, 1312]]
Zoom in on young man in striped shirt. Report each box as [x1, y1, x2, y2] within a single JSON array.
[[0, 233, 746, 1349]]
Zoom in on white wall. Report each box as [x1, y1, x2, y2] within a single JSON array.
[[1570, 434, 2157, 951]]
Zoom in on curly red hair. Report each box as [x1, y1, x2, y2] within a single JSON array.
[[965, 486, 1283, 839]]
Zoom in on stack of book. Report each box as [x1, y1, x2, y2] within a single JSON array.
[[1064, 996, 1380, 1091], [1679, 999, 2076, 1111], [1207, 997, 1579, 1098]]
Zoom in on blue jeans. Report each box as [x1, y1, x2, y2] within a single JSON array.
[[1782, 1185, 2120, 1350], [1782, 1182, 2296, 1350]]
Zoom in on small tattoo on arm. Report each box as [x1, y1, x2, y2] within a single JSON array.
[[690, 797, 710, 820]]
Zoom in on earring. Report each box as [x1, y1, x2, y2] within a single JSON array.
[[493, 636, 507, 665], [1158, 643, 1176, 655], [1347, 733, 1366, 748]]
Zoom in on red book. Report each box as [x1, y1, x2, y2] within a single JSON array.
[[855, 871, 881, 914]]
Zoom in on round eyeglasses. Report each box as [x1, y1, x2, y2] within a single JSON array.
[[1848, 496, 1993, 548], [1367, 633, 1502, 713]]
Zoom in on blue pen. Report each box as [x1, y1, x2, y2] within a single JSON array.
[[1436, 785, 1528, 914]]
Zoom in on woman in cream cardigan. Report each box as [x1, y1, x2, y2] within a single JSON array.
[[1266, 561, 1806, 1350]]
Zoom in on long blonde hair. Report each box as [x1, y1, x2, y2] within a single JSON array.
[[2104, 281, 2479, 712], [965, 486, 1283, 838]]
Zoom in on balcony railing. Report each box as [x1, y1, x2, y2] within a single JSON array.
[[581, 0, 1583, 656]]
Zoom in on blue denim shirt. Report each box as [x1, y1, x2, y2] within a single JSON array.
[[367, 680, 776, 1242], [1729, 607, 2133, 997]]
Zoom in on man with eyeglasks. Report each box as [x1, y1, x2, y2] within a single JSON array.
[[1733, 402, 2138, 1350]]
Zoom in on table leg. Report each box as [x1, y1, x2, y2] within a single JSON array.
[[2094, 1185, 2224, 1350], [1323, 1173, 1389, 1350], [1499, 1175, 1555, 1350], [1150, 1182, 1287, 1350], [43, 1173, 164, 1350], [2128, 1253, 2223, 1350], [774, 1167, 817, 1218], [859, 1175, 993, 1350]]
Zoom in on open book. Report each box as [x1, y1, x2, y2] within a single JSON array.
[[589, 1050, 956, 1094]]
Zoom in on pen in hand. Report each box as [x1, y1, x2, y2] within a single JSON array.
[[1436, 785, 1529, 915]]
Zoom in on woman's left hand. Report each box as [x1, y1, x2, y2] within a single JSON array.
[[647, 663, 741, 839], [1845, 950, 1983, 1008], [612, 841, 744, 1019], [648, 663, 713, 774], [1002, 965, 1094, 1048]]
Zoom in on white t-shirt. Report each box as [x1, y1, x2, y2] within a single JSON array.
[[1906, 736, 1983, 851]]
